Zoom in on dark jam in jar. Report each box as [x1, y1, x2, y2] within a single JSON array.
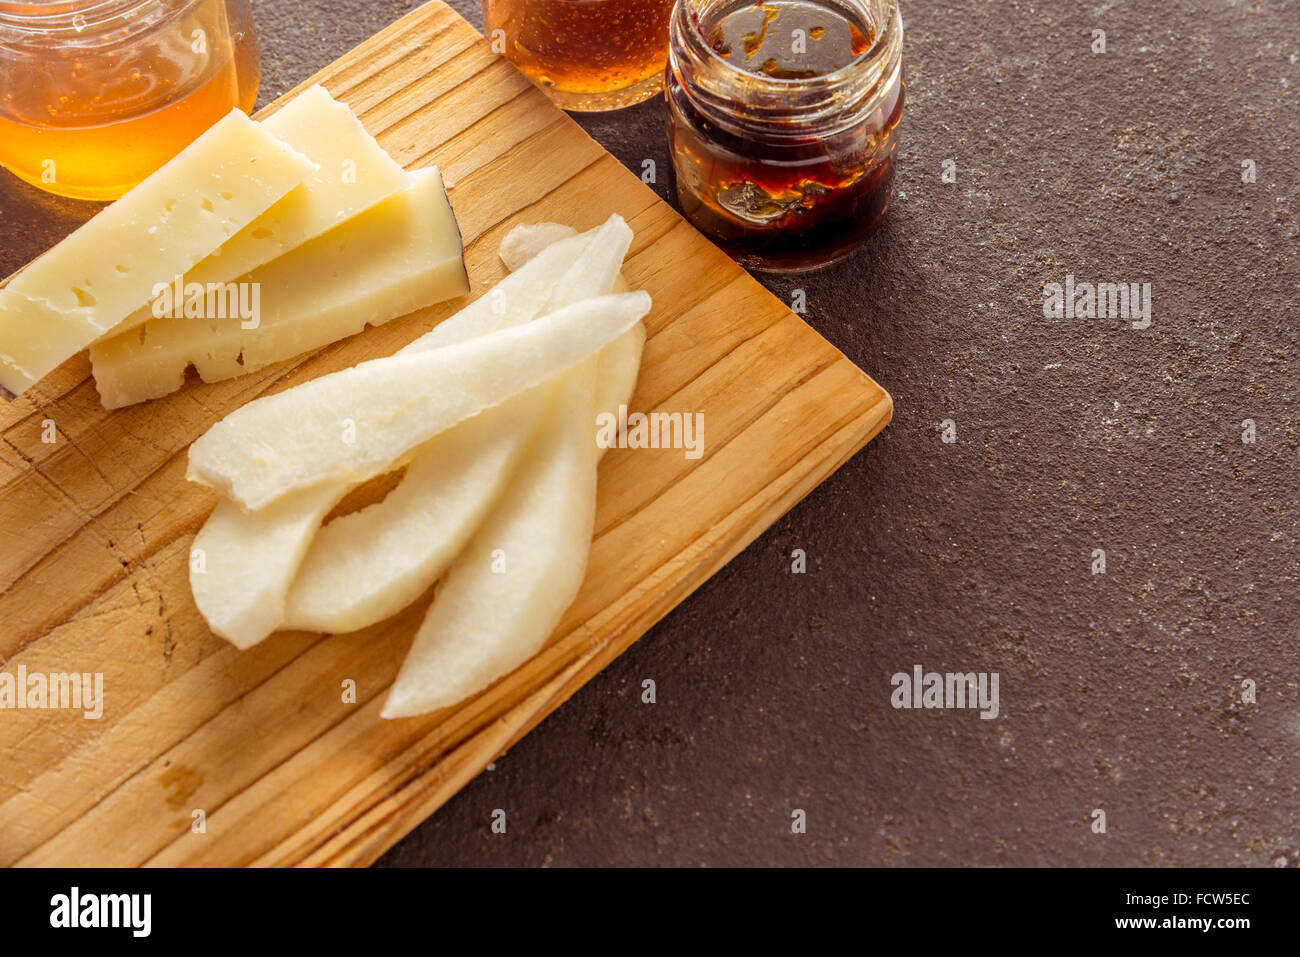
[[666, 0, 904, 271]]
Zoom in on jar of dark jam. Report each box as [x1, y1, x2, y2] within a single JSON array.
[[666, 0, 903, 271]]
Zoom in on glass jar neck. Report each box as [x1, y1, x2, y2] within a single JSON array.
[[668, 0, 903, 138], [0, 0, 193, 42]]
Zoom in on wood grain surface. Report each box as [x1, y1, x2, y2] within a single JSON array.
[[0, 1, 891, 866]]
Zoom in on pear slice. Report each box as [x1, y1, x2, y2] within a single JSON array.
[[281, 394, 543, 633], [187, 290, 651, 510], [279, 221, 638, 634], [494, 220, 643, 417], [499, 222, 578, 271], [594, 318, 645, 435], [187, 218, 642, 645], [279, 324, 643, 636], [382, 356, 600, 718], [190, 483, 346, 648], [408, 215, 629, 350]]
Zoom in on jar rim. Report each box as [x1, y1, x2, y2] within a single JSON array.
[[669, 0, 904, 136], [679, 0, 899, 92], [0, 0, 197, 36]]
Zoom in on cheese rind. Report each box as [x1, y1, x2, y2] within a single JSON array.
[[89, 166, 470, 408], [0, 110, 316, 395], [110, 85, 409, 338]]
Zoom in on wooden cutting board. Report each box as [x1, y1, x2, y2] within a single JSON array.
[[0, 0, 891, 866]]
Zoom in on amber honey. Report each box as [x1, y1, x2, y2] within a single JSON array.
[[484, 0, 677, 111], [666, 0, 904, 271], [0, 0, 260, 201]]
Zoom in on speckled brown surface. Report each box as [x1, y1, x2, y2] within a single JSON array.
[[1, 0, 1296, 867]]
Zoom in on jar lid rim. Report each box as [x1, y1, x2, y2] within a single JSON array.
[[681, 0, 899, 90], [0, 0, 184, 34]]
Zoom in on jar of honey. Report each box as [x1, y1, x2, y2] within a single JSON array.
[[666, 0, 903, 271], [0, 0, 260, 202], [484, 0, 678, 111]]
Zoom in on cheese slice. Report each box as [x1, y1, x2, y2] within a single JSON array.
[[109, 85, 408, 338], [0, 110, 316, 395], [89, 166, 470, 409]]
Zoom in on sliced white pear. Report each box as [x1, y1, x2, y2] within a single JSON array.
[[279, 222, 637, 634], [498, 222, 578, 271], [186, 290, 651, 510], [410, 215, 629, 350], [594, 319, 645, 434], [281, 394, 543, 633], [189, 483, 346, 648], [497, 219, 643, 425], [382, 356, 600, 719], [280, 326, 643, 636], [186, 220, 640, 645]]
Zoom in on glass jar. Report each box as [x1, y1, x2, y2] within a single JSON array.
[[484, 0, 677, 111], [0, 0, 260, 201], [666, 0, 903, 272]]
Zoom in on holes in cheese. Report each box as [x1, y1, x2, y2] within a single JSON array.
[[109, 85, 410, 339], [0, 110, 317, 396], [88, 166, 469, 409]]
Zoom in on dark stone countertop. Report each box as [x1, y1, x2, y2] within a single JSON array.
[[1, 0, 1296, 867]]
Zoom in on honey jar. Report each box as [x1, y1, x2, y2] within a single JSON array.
[[483, 0, 678, 111], [666, 0, 904, 271], [0, 0, 260, 201]]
